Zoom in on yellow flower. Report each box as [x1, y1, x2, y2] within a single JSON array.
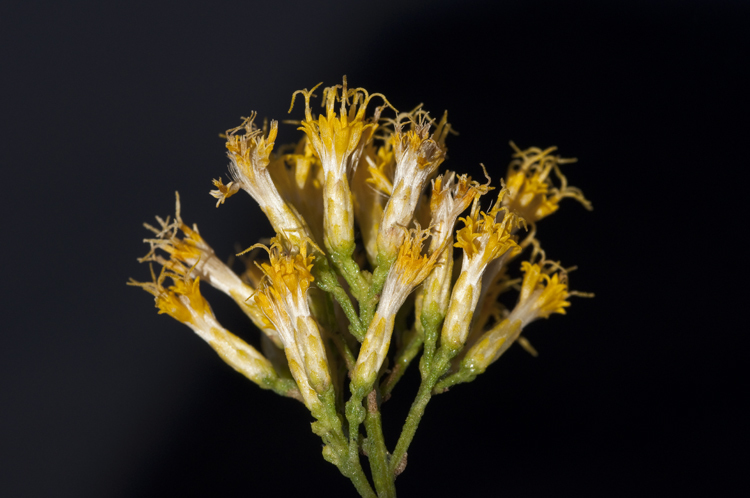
[[416, 171, 490, 323], [209, 177, 240, 207], [503, 142, 592, 223], [352, 226, 440, 392], [379, 226, 440, 316], [139, 196, 204, 266], [453, 189, 523, 270], [226, 112, 277, 170], [429, 171, 489, 252], [459, 257, 580, 377], [377, 110, 451, 260], [129, 267, 280, 389], [130, 265, 209, 325], [392, 109, 450, 176], [253, 238, 316, 315], [139, 193, 282, 347], [222, 114, 312, 248], [290, 78, 386, 182], [509, 260, 572, 326], [441, 190, 524, 353], [252, 238, 333, 408], [290, 78, 389, 253]]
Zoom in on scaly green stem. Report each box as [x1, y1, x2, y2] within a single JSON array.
[[390, 350, 452, 475], [342, 461, 377, 498], [314, 258, 366, 340], [263, 376, 303, 401], [364, 390, 396, 497], [381, 328, 423, 400], [314, 390, 375, 498], [418, 308, 444, 380], [330, 249, 370, 302], [345, 395, 368, 487], [328, 438, 376, 498], [360, 254, 394, 327], [433, 367, 478, 393], [309, 289, 357, 373]]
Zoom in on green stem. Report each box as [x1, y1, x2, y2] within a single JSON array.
[[328, 437, 376, 498], [360, 254, 394, 327], [310, 289, 357, 374], [343, 462, 378, 498], [389, 350, 451, 475], [330, 249, 369, 302], [314, 391, 376, 498], [263, 376, 303, 401], [315, 258, 366, 340], [381, 329, 423, 400], [345, 395, 369, 491], [433, 367, 478, 393], [364, 390, 396, 497], [418, 309, 444, 381]]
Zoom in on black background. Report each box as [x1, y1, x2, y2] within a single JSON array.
[[2, 1, 746, 496]]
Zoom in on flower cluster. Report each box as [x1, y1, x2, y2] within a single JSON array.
[[131, 78, 591, 497]]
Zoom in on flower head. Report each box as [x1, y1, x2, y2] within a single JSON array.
[[440, 188, 525, 353], [503, 142, 592, 223], [139, 193, 282, 346], [458, 255, 580, 377], [252, 238, 332, 407], [509, 260, 572, 326], [130, 265, 210, 325], [454, 188, 524, 274], [289, 78, 389, 253], [253, 238, 316, 319], [290, 78, 387, 182], [377, 110, 452, 260], [352, 226, 440, 392], [378, 226, 441, 316], [222, 114, 311, 247], [392, 109, 450, 179], [416, 172, 490, 323], [429, 171, 490, 252], [129, 266, 285, 392]]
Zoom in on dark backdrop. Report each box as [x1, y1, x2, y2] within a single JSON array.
[[2, 1, 746, 496]]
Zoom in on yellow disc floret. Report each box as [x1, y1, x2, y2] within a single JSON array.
[[376, 110, 451, 260], [252, 238, 332, 405], [290, 78, 387, 181], [503, 142, 592, 223], [290, 77, 390, 253], [454, 190, 523, 268], [253, 238, 316, 317], [129, 265, 210, 326], [222, 114, 311, 248], [510, 261, 571, 325]]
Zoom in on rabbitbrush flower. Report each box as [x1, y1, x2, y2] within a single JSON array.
[[130, 77, 592, 497]]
